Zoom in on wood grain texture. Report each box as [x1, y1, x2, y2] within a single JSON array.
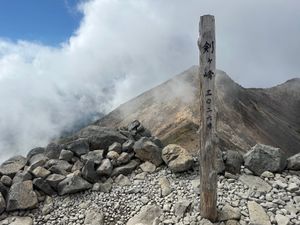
[[198, 14, 218, 222]]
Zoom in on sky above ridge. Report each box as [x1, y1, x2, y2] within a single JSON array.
[[0, 0, 299, 161], [0, 0, 82, 45]]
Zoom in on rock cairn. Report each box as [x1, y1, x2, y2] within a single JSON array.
[[0, 121, 299, 225]]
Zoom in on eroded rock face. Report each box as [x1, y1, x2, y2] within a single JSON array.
[[287, 153, 300, 170], [0, 156, 27, 177], [126, 205, 162, 225], [57, 174, 92, 195], [6, 180, 38, 211], [162, 144, 193, 172], [133, 137, 162, 166], [244, 144, 287, 175]]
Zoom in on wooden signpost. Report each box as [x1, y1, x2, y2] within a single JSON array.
[[198, 15, 218, 221]]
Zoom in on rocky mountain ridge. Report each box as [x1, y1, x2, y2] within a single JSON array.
[[96, 66, 300, 157]]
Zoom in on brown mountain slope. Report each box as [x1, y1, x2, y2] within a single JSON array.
[[96, 66, 300, 156]]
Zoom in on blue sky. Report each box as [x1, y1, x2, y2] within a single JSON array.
[[0, 0, 82, 45]]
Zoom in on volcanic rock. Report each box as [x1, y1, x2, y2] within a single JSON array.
[[108, 142, 122, 154], [31, 166, 51, 178], [26, 147, 45, 159], [84, 209, 104, 225], [247, 201, 271, 225], [162, 144, 193, 172], [133, 137, 162, 166], [82, 160, 99, 183], [45, 174, 66, 190], [140, 161, 156, 173], [6, 180, 38, 211], [122, 140, 135, 152], [67, 139, 89, 156], [33, 178, 55, 196], [224, 150, 243, 174], [0, 156, 27, 177], [44, 143, 63, 159], [59, 149, 74, 161], [0, 217, 33, 225], [96, 159, 112, 176], [57, 174, 92, 195], [12, 170, 32, 184], [81, 150, 104, 164], [126, 205, 162, 225], [287, 152, 300, 170], [111, 160, 139, 177], [0, 175, 12, 187], [0, 193, 5, 214], [244, 144, 287, 175], [218, 203, 241, 221]]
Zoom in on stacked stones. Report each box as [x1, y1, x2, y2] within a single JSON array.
[[0, 120, 300, 225], [0, 120, 195, 224]]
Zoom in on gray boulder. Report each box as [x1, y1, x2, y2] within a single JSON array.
[[67, 139, 89, 156], [122, 140, 135, 152], [84, 209, 104, 225], [33, 178, 55, 196], [12, 170, 32, 184], [162, 144, 193, 172], [108, 142, 122, 154], [45, 159, 72, 172], [59, 149, 74, 161], [82, 160, 99, 183], [0, 216, 33, 225], [117, 152, 132, 165], [0, 193, 5, 214], [247, 201, 271, 225], [69, 126, 127, 151], [6, 180, 38, 211], [1, 175, 12, 187], [0, 182, 9, 198], [133, 137, 163, 166], [81, 150, 104, 164], [218, 203, 241, 221], [31, 166, 51, 178], [28, 154, 48, 170], [71, 160, 84, 172], [126, 205, 161, 225], [57, 174, 92, 195], [44, 143, 63, 159], [46, 174, 66, 190], [287, 153, 300, 170], [96, 159, 112, 176], [111, 160, 139, 177], [244, 144, 287, 175], [26, 147, 45, 159], [0, 156, 27, 177], [224, 150, 244, 174]]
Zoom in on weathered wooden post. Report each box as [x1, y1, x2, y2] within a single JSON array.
[[198, 15, 218, 221]]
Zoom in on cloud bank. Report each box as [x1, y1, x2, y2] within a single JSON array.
[[0, 0, 299, 162]]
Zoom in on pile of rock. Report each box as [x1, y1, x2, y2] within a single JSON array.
[[0, 120, 300, 225], [0, 120, 195, 217]]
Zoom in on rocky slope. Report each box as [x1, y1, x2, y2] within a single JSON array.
[[96, 66, 300, 156]]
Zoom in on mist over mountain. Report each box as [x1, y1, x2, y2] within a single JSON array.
[[97, 66, 300, 156]]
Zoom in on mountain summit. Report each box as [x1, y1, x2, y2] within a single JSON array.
[[96, 66, 300, 156]]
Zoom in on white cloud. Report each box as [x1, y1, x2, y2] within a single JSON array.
[[0, 0, 299, 162]]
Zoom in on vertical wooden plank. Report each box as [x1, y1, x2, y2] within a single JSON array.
[[198, 15, 218, 222]]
